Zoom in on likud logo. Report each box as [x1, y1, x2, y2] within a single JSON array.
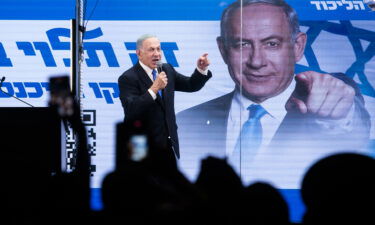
[[310, 0, 368, 10]]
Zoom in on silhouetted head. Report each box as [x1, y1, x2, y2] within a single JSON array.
[[241, 182, 290, 224], [196, 156, 243, 194], [301, 153, 375, 224], [101, 169, 162, 224], [195, 156, 244, 224]]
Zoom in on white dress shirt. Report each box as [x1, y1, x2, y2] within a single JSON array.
[[139, 61, 159, 100]]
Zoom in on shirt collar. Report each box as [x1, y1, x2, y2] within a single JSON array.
[[232, 78, 296, 122], [139, 60, 155, 77]]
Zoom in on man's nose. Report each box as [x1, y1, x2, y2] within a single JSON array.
[[246, 46, 266, 69], [154, 50, 162, 57]]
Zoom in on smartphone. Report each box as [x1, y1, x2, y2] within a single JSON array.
[[129, 135, 148, 162], [116, 122, 149, 168]]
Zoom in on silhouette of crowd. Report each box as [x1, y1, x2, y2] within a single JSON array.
[[1, 102, 374, 225]]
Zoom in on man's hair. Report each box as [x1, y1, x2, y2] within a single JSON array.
[[220, 0, 300, 43], [136, 34, 158, 50]]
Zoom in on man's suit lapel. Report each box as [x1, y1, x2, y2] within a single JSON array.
[[219, 92, 234, 151], [159, 64, 169, 107], [178, 92, 233, 158], [268, 111, 320, 151], [134, 62, 152, 88], [135, 62, 165, 109], [202, 92, 234, 154], [213, 92, 233, 139]]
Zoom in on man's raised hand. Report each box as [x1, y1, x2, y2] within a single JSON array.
[[197, 53, 210, 71], [286, 71, 355, 119]]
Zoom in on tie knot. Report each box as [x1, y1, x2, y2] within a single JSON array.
[[247, 104, 267, 120]]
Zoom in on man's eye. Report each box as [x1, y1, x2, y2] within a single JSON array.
[[231, 41, 251, 48], [266, 41, 279, 47], [241, 42, 251, 47]]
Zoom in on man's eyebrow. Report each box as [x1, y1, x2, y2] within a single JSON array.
[[225, 36, 241, 42], [226, 35, 285, 43], [260, 35, 284, 42], [225, 37, 250, 45]]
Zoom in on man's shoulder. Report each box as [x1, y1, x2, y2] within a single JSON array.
[[177, 93, 232, 156], [118, 64, 140, 82], [177, 92, 234, 121]]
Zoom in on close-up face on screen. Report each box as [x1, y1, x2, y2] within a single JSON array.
[[1, 0, 374, 223]]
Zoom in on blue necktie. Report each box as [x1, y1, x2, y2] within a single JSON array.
[[152, 69, 163, 98], [232, 104, 267, 165]]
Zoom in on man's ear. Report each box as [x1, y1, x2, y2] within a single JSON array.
[[217, 36, 228, 65], [136, 49, 141, 58], [293, 32, 307, 62]]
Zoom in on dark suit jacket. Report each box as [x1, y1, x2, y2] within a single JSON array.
[[118, 62, 211, 158], [176, 73, 371, 183]]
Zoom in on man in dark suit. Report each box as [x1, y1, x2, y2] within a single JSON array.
[[177, 0, 371, 187], [118, 34, 211, 160]]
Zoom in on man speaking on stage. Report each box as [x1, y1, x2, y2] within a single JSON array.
[[118, 34, 211, 161]]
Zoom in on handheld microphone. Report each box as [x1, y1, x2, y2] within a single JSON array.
[[156, 60, 163, 73], [0, 76, 34, 107]]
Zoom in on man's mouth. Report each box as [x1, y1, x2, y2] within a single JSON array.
[[243, 73, 272, 81]]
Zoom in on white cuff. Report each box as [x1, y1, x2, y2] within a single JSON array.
[[148, 89, 157, 100], [197, 67, 208, 75]]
